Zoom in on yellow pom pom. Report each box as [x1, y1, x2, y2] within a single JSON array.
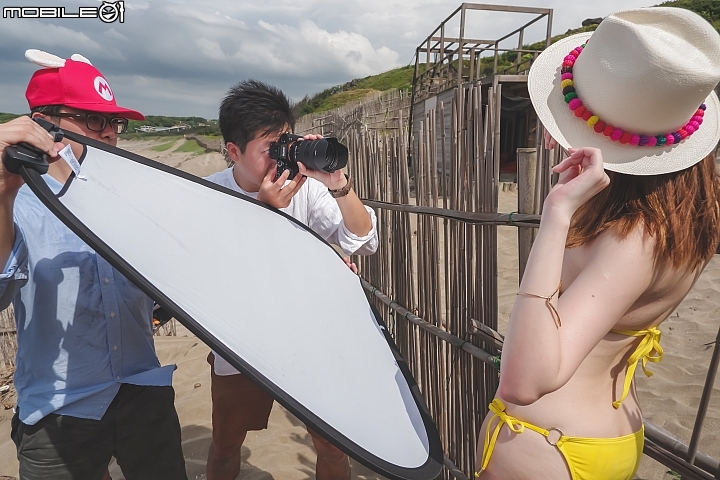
[[561, 79, 573, 89], [587, 116, 599, 127]]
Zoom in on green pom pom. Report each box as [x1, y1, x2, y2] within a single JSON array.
[[563, 92, 578, 103]]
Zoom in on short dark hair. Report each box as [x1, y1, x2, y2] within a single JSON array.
[[31, 105, 63, 119], [219, 80, 295, 153]]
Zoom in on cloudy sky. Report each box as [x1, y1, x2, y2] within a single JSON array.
[[0, 0, 656, 118]]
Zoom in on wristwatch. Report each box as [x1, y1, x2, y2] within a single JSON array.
[[328, 174, 353, 198]]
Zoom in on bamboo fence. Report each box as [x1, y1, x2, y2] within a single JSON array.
[[295, 89, 411, 137], [298, 84, 524, 478], [0, 306, 16, 370]]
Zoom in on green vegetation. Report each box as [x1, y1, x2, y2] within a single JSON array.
[[660, 0, 720, 31], [311, 89, 380, 113], [293, 66, 418, 117], [174, 139, 205, 155], [127, 116, 220, 138], [127, 115, 213, 132], [150, 139, 180, 152], [354, 65, 416, 92], [294, 0, 720, 118], [1, 1, 716, 127], [0, 113, 22, 124]]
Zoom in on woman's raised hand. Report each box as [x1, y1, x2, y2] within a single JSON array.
[[545, 147, 610, 219]]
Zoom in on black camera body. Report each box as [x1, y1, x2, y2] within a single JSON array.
[[268, 133, 348, 180], [1, 118, 64, 176]]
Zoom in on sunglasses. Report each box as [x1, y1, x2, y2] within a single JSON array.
[[54, 112, 129, 135]]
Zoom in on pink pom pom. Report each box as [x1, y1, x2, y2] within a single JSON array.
[[665, 134, 675, 145], [692, 115, 704, 124], [685, 125, 696, 134], [568, 98, 582, 110], [647, 137, 657, 147], [561, 72, 573, 80], [630, 134, 640, 145], [611, 128, 623, 141]]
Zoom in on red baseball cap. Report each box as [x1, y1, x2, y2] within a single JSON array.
[[25, 58, 144, 120]]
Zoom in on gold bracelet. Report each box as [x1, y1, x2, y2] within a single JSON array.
[[516, 282, 562, 328]]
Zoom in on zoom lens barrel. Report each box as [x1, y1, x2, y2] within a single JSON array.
[[290, 138, 348, 172]]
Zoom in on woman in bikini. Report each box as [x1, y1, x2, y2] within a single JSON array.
[[476, 7, 720, 480]]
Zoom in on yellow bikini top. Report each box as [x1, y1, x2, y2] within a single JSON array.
[[608, 327, 664, 408]]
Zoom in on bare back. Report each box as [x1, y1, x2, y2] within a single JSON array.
[[477, 224, 704, 479]]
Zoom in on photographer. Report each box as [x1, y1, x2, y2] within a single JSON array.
[[205, 79, 377, 480]]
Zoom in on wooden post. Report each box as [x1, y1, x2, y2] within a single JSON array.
[[517, 148, 537, 283], [457, 5, 466, 88], [516, 28, 524, 73]]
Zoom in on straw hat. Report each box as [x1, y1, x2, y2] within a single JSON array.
[[528, 7, 720, 175]]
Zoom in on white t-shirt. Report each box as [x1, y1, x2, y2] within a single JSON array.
[[205, 167, 378, 375]]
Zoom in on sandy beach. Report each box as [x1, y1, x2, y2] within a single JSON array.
[[0, 136, 718, 479]]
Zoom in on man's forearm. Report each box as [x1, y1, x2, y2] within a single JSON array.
[[335, 189, 373, 237]]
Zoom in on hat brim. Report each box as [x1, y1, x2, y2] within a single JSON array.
[[62, 102, 145, 121], [528, 32, 720, 175]]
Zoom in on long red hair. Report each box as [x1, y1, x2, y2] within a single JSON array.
[[566, 153, 720, 271]]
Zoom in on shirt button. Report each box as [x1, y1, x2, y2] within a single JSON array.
[[113, 345, 118, 351], [116, 376, 120, 381], [104, 278, 110, 284], [110, 311, 116, 318]]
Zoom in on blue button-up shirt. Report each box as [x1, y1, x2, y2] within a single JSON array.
[[0, 175, 175, 425]]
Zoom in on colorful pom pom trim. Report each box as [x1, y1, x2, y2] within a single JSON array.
[[562, 43, 705, 147]]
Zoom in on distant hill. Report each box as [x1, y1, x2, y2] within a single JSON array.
[[293, 66, 416, 117], [0, 113, 221, 137], [0, 113, 22, 123], [660, 0, 720, 30], [294, 0, 720, 117], [1, 0, 716, 124], [127, 116, 220, 136]]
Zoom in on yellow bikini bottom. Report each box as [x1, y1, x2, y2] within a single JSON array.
[[477, 399, 644, 480]]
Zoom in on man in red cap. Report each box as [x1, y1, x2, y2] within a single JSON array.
[[0, 51, 187, 480]]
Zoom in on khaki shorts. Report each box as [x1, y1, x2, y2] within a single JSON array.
[[207, 353, 275, 446]]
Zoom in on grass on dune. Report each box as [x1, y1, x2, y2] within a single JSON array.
[[150, 140, 180, 152], [313, 89, 380, 113], [174, 139, 205, 155]]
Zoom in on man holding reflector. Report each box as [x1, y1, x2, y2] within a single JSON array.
[[0, 50, 187, 480]]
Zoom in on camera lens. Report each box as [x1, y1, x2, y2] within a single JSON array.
[[291, 138, 348, 173]]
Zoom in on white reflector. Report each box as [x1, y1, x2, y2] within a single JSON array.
[[19, 131, 442, 480]]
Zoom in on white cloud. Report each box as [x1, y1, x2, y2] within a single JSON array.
[[246, 19, 400, 78], [2, 19, 105, 54], [196, 38, 228, 61], [0, 0, 665, 118], [104, 28, 129, 42]]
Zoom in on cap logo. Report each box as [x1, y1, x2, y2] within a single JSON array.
[[94, 76, 114, 101]]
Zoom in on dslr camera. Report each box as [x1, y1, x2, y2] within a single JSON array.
[[268, 133, 348, 180]]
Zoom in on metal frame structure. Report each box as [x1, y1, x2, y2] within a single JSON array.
[[412, 3, 553, 103]]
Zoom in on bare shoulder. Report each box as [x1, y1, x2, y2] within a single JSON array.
[[583, 223, 701, 318], [579, 223, 656, 276]]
